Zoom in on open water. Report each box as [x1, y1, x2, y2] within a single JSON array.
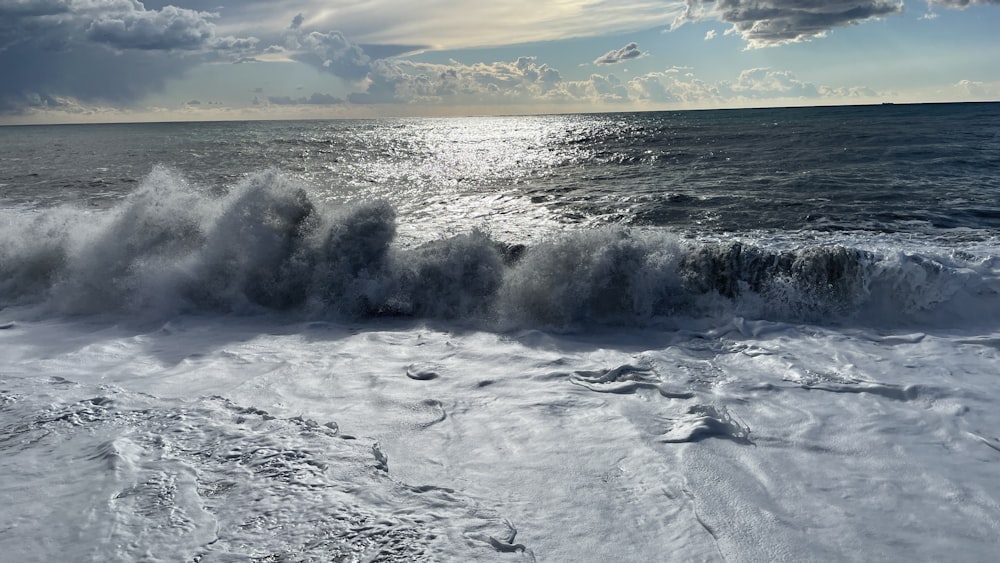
[[1, 102, 999, 561]]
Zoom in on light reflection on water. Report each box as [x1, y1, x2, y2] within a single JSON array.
[[3, 104, 999, 244], [299, 115, 607, 243]]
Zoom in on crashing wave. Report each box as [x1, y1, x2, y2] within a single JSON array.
[[1, 168, 998, 329]]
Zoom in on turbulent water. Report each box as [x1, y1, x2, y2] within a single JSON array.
[[2, 102, 1000, 561]]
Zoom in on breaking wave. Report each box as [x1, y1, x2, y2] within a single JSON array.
[[2, 168, 999, 329]]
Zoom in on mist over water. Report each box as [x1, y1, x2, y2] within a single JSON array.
[[3, 103, 1000, 561]]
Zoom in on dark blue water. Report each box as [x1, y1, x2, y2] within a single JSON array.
[[577, 103, 1000, 233], [2, 102, 998, 234]]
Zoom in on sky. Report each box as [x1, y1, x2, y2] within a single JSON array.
[[0, 0, 998, 124]]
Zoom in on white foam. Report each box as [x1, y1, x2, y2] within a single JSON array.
[[2, 315, 999, 560]]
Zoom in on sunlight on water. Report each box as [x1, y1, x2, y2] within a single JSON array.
[[314, 116, 603, 243]]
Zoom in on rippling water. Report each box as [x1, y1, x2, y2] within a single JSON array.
[[3, 102, 998, 241]]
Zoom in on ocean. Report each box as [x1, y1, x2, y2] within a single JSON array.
[[1, 102, 999, 561]]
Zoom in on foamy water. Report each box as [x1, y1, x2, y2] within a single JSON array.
[[2, 104, 1000, 561], [4, 314, 1000, 560]]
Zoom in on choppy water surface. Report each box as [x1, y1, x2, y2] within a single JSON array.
[[3, 103, 998, 240]]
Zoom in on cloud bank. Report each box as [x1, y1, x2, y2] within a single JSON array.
[[286, 29, 876, 108], [267, 92, 343, 105]]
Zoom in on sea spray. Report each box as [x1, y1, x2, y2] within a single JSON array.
[[51, 167, 208, 314], [314, 199, 397, 315], [389, 228, 504, 319], [184, 169, 315, 311], [1, 168, 999, 329], [498, 229, 685, 326]]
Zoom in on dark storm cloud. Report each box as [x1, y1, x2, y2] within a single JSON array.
[[0, 39, 193, 113], [0, 0, 70, 17], [0, 0, 68, 51], [676, 0, 905, 46], [0, 0, 258, 114], [593, 42, 644, 65]]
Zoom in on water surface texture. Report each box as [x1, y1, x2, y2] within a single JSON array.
[[2, 103, 1000, 561]]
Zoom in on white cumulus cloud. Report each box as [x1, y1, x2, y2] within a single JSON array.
[[288, 29, 877, 108]]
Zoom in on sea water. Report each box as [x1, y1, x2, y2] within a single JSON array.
[[1, 103, 999, 561]]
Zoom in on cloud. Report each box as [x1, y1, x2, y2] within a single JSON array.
[[725, 67, 821, 97], [267, 92, 343, 105], [622, 68, 721, 103], [86, 5, 217, 50], [294, 1, 679, 51], [955, 79, 999, 98], [346, 57, 566, 105], [289, 30, 565, 105], [293, 31, 372, 81], [288, 28, 876, 108], [673, 0, 905, 47], [561, 74, 632, 102], [3, 2, 940, 119], [705, 29, 717, 40], [627, 73, 681, 102], [594, 42, 645, 65], [0, 0, 70, 18], [0, 0, 259, 114], [708, 67, 878, 100], [0, 41, 193, 113], [214, 36, 260, 51], [0, 0, 69, 18], [927, 0, 1000, 5], [619, 66, 878, 104]]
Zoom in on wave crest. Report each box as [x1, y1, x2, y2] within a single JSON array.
[[2, 168, 998, 329]]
